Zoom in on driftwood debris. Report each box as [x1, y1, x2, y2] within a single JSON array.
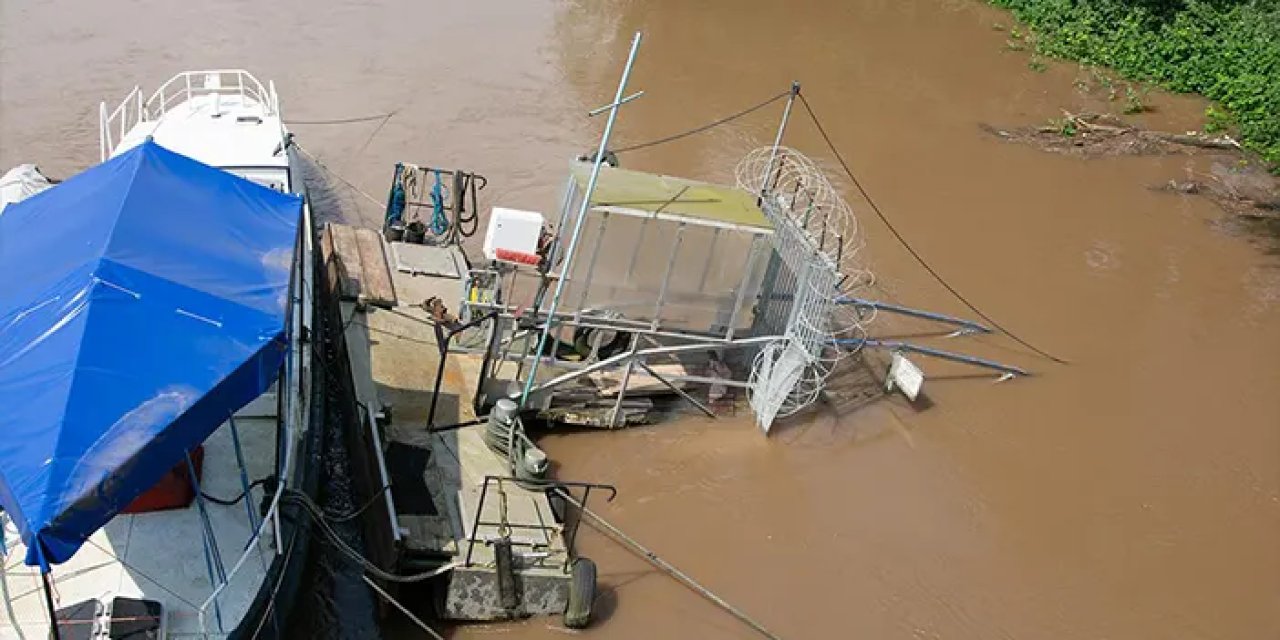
[[984, 112, 1279, 223], [987, 111, 1242, 158]]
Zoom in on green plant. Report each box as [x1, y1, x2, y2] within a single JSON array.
[[1051, 117, 1078, 137], [1028, 57, 1048, 72], [989, 0, 1280, 170], [1123, 85, 1151, 114], [1203, 105, 1231, 134]]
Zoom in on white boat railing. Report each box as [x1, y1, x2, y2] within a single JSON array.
[[98, 86, 143, 162], [98, 70, 280, 161], [197, 202, 312, 638]]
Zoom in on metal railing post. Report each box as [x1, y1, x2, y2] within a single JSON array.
[[99, 102, 109, 161], [519, 31, 644, 409], [758, 82, 801, 198]]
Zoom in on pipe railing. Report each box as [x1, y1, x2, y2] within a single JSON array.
[[99, 70, 278, 161], [198, 198, 311, 637], [98, 86, 142, 161]]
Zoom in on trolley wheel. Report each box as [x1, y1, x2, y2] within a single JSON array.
[[563, 557, 597, 629], [572, 326, 628, 360]]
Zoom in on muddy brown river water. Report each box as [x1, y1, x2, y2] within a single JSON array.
[[3, 1, 1278, 638]]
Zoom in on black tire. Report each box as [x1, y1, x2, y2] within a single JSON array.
[[572, 327, 628, 360], [563, 557, 597, 629]]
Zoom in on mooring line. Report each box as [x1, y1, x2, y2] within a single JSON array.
[[285, 112, 397, 125], [555, 489, 784, 640], [362, 575, 445, 640], [612, 89, 792, 154], [797, 91, 1070, 365], [293, 143, 385, 210]]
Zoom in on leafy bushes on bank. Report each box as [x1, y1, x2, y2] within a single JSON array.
[[990, 0, 1280, 168]]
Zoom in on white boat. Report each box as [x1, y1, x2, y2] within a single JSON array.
[[0, 165, 54, 214], [1, 70, 320, 639]]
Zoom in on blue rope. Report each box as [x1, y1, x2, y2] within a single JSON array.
[[385, 163, 406, 224], [428, 169, 450, 236]]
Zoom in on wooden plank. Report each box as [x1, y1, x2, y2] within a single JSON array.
[[319, 223, 345, 298], [590, 362, 689, 396], [354, 228, 398, 308], [329, 223, 363, 300]]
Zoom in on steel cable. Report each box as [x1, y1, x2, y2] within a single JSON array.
[[612, 89, 791, 154], [797, 92, 1069, 364]]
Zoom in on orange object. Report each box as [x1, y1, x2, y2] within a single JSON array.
[[495, 248, 541, 265], [123, 446, 204, 514]]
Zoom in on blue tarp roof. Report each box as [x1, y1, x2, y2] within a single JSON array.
[[0, 140, 302, 570]]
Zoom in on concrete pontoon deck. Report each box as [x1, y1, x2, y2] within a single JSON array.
[[331, 227, 575, 620]]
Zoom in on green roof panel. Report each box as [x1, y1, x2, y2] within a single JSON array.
[[570, 163, 773, 232]]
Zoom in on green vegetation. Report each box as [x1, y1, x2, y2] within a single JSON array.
[[989, 0, 1280, 169]]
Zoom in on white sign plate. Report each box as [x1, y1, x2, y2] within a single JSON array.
[[886, 352, 925, 401]]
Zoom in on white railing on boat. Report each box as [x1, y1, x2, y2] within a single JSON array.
[[99, 70, 280, 161], [198, 199, 312, 638]]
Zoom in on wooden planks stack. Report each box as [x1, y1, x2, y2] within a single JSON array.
[[320, 223, 398, 308]]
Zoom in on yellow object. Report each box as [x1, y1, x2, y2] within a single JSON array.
[[569, 163, 773, 232]]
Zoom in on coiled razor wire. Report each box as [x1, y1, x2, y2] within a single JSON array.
[[735, 147, 875, 425]]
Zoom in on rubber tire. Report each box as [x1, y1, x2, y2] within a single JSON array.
[[563, 557, 597, 629], [572, 327, 628, 360]]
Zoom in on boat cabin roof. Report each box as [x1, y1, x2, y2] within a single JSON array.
[[114, 93, 289, 171], [571, 163, 773, 233]]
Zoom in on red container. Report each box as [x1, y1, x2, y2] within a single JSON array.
[[122, 446, 204, 514]]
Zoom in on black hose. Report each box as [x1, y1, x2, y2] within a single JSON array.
[[201, 477, 272, 506], [326, 484, 391, 523], [455, 171, 483, 240], [279, 489, 456, 583]]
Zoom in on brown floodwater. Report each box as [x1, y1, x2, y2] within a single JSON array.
[[3, 1, 1277, 638]]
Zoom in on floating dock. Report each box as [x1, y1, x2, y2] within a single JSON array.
[[322, 223, 579, 621]]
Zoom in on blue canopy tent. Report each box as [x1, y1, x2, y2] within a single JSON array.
[[0, 139, 303, 574]]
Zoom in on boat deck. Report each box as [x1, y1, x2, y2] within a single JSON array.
[[114, 94, 288, 174], [1, 417, 279, 638], [337, 234, 574, 620]]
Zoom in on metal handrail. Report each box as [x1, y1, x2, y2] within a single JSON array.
[[464, 476, 617, 571], [196, 477, 286, 635], [98, 86, 141, 161], [145, 70, 274, 119], [197, 198, 311, 637], [98, 70, 278, 161]]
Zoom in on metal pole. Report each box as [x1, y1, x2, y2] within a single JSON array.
[[621, 216, 649, 290], [725, 235, 764, 341], [520, 31, 644, 408], [554, 490, 783, 640], [651, 222, 686, 329], [835, 338, 1029, 377], [758, 81, 801, 198], [835, 297, 991, 334], [696, 227, 721, 293], [610, 334, 641, 427], [42, 571, 60, 640], [575, 212, 611, 319], [637, 362, 716, 418]]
